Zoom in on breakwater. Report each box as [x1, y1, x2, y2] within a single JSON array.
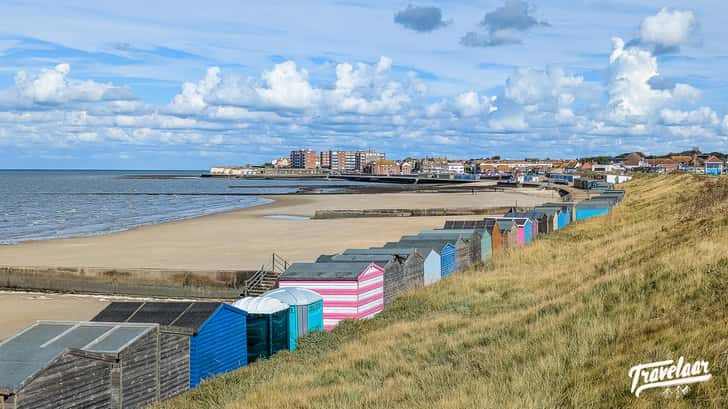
[[312, 206, 526, 219]]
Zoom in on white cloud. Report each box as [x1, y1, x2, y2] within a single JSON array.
[[2, 63, 133, 106], [453, 91, 497, 117], [256, 61, 320, 109], [607, 37, 699, 121], [639, 8, 698, 51], [659, 107, 718, 126]]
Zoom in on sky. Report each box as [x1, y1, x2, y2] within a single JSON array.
[[1, 1, 728, 169]]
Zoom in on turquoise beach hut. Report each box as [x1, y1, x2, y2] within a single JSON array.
[[232, 297, 290, 363], [261, 287, 324, 351]]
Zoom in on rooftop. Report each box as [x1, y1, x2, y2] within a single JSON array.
[[0, 321, 156, 393], [92, 302, 225, 333], [282, 262, 374, 280]]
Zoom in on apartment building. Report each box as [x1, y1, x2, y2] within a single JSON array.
[[290, 149, 318, 169]]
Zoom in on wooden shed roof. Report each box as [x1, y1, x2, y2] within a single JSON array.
[[0, 321, 157, 394]]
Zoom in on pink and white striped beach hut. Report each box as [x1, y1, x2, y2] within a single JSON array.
[[279, 262, 384, 330]]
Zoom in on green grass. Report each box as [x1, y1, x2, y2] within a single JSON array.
[[159, 174, 728, 409]]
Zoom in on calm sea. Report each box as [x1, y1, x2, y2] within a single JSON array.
[[0, 170, 356, 244]]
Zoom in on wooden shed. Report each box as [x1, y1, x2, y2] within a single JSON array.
[[341, 248, 427, 291], [261, 287, 324, 351], [231, 297, 290, 363], [350, 247, 440, 286], [443, 219, 501, 257], [279, 262, 384, 330], [542, 202, 577, 223], [0, 321, 191, 409], [533, 206, 562, 231], [485, 218, 519, 250], [490, 217, 533, 245], [397, 235, 470, 273], [384, 239, 457, 278], [92, 301, 247, 389], [415, 230, 484, 265]]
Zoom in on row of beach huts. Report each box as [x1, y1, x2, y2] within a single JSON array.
[[0, 190, 624, 409]]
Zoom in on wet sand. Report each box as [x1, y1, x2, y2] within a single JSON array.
[[0, 189, 555, 271]]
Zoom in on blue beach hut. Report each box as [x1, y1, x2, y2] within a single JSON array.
[[260, 287, 324, 351], [92, 301, 248, 388], [575, 200, 611, 220]]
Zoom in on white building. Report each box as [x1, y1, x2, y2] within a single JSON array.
[[447, 161, 465, 174], [209, 166, 257, 176]]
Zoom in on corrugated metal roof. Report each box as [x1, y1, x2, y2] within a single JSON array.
[[281, 262, 373, 280], [0, 321, 155, 393], [92, 302, 222, 332]]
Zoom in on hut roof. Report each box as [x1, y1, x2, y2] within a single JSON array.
[[317, 254, 397, 265], [443, 219, 499, 232], [532, 207, 559, 216], [92, 302, 226, 333], [282, 262, 374, 281], [260, 287, 323, 306], [342, 248, 419, 258], [383, 239, 455, 252], [421, 229, 479, 236], [576, 200, 611, 208], [505, 211, 547, 221], [0, 321, 156, 394], [232, 297, 289, 314]]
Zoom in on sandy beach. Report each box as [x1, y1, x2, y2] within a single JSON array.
[[0, 292, 111, 340], [0, 189, 554, 271]]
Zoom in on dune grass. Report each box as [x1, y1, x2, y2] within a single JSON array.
[[159, 174, 728, 409]]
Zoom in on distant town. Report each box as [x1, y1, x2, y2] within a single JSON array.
[[209, 147, 727, 183]]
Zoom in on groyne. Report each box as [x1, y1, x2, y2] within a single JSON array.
[[312, 206, 527, 219]]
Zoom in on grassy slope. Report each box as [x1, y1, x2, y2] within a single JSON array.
[[160, 175, 728, 409]]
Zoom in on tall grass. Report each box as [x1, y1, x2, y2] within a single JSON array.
[[159, 174, 728, 409]]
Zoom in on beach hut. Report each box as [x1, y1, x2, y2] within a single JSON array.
[[505, 211, 546, 237], [443, 219, 501, 257], [316, 253, 412, 304], [92, 301, 248, 389], [231, 297, 290, 363], [354, 247, 442, 286], [260, 287, 324, 352], [532, 207, 560, 232], [383, 239, 457, 278], [541, 202, 576, 225], [279, 262, 384, 330], [415, 230, 484, 265], [575, 200, 611, 220], [342, 248, 428, 289], [485, 218, 519, 249], [489, 217, 533, 245], [397, 235, 469, 274], [0, 321, 191, 409]]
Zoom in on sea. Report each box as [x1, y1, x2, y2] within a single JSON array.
[[0, 170, 359, 244]]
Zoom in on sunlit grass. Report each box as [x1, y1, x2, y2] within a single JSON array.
[[159, 174, 728, 409]]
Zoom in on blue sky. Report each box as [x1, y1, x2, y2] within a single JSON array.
[[1, 0, 728, 169]]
